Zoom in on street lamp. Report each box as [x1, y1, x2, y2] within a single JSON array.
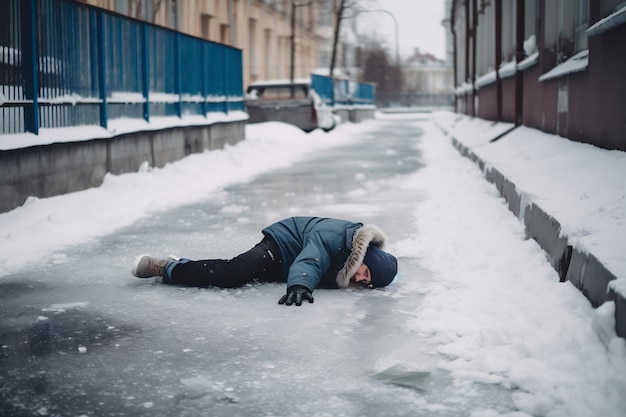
[[352, 9, 400, 67]]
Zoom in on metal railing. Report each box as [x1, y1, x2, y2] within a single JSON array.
[[0, 0, 244, 136]]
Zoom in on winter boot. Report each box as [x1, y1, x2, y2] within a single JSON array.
[[131, 255, 169, 278]]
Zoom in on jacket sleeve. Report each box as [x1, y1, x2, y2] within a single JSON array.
[[285, 233, 333, 291]]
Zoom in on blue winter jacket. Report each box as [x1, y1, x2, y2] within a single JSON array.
[[262, 217, 388, 291]]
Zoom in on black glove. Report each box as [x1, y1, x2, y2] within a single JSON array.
[[278, 285, 314, 306]]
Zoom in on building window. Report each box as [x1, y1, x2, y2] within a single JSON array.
[[220, 24, 230, 45], [248, 19, 258, 76], [201, 14, 212, 40], [556, 0, 575, 62], [169, 0, 178, 29], [318, 0, 332, 27], [501, 0, 516, 62], [575, 0, 590, 52], [264, 29, 272, 78], [115, 0, 129, 15], [600, 0, 625, 18]]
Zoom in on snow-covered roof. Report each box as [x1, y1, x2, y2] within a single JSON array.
[[587, 4, 626, 36]]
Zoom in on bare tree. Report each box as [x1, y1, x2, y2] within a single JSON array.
[[329, 0, 346, 76], [128, 0, 164, 23], [329, 0, 371, 76], [360, 38, 403, 107], [152, 0, 164, 23]]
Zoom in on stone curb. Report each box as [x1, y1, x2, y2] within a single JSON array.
[[446, 133, 625, 339]]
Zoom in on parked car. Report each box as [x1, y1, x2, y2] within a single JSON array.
[[245, 80, 337, 132]]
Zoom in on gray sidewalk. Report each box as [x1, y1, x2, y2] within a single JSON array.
[[434, 112, 626, 339]]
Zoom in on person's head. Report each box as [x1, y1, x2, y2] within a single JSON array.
[[351, 246, 398, 288]]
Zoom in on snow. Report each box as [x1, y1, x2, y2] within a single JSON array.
[[247, 78, 312, 87], [538, 50, 589, 82], [1, 112, 626, 415], [472, 59, 517, 90], [1, 46, 21, 65], [38, 92, 100, 105], [109, 91, 146, 103], [517, 52, 539, 71], [498, 60, 517, 79], [0, 111, 248, 150], [0, 120, 361, 277], [523, 35, 537, 56], [455, 81, 474, 94], [144, 92, 180, 103], [434, 112, 626, 280]]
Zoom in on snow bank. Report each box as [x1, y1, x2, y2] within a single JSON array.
[[400, 120, 626, 417], [435, 112, 626, 292], [0, 121, 371, 278]]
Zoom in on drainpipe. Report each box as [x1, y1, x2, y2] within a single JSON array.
[[464, 0, 470, 82], [463, 0, 474, 114], [290, 2, 296, 89], [451, 1, 458, 113], [471, 0, 477, 117], [227, 0, 236, 45], [495, 0, 502, 122], [514, 0, 525, 126]]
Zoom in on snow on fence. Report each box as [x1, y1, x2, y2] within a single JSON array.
[[0, 0, 244, 136]]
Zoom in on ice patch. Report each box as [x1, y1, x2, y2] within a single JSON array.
[[50, 253, 69, 265], [372, 364, 432, 392], [41, 301, 89, 313], [221, 204, 249, 214]]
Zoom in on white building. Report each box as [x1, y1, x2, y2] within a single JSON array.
[[403, 48, 453, 94]]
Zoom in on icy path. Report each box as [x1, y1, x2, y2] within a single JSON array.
[[1, 114, 625, 417]]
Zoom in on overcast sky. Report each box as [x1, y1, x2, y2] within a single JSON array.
[[355, 0, 448, 60]]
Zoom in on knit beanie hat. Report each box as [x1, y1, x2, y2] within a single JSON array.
[[363, 246, 398, 288]]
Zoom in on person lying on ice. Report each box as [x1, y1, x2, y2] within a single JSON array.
[[131, 216, 398, 307]]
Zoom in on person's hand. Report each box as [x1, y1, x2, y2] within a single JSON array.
[[278, 285, 314, 306]]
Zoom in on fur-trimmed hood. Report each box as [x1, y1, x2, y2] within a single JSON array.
[[335, 224, 387, 288]]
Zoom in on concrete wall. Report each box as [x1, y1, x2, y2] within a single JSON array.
[[334, 108, 376, 124], [0, 121, 246, 214], [349, 108, 376, 123]]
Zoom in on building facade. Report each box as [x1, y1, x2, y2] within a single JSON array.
[[404, 48, 453, 93], [395, 48, 454, 108], [450, 0, 626, 151]]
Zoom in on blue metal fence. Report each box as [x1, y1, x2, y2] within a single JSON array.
[[334, 78, 376, 106], [0, 0, 244, 136], [311, 74, 334, 106], [311, 74, 375, 107]]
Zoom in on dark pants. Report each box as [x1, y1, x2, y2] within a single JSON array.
[[163, 237, 284, 288]]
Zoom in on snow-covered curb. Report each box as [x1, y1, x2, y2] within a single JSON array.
[[433, 111, 626, 337]]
